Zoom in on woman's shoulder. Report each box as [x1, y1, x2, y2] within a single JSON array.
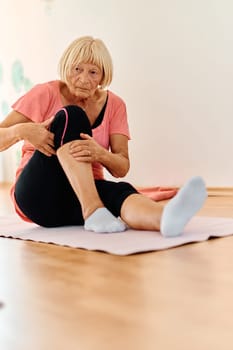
[[33, 80, 60, 92], [28, 80, 61, 104], [22, 80, 60, 99], [107, 90, 126, 106], [12, 80, 61, 122]]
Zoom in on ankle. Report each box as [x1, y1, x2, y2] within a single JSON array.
[[83, 202, 104, 220], [84, 208, 127, 233]]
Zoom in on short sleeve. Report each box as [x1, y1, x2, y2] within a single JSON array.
[[12, 83, 51, 123], [108, 93, 130, 139]]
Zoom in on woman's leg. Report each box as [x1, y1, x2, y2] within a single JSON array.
[[53, 106, 126, 232], [120, 176, 207, 237], [15, 151, 83, 227], [15, 106, 92, 227], [57, 143, 126, 232], [56, 143, 102, 219], [120, 194, 163, 230], [15, 105, 126, 231]]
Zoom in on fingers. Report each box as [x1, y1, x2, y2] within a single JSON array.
[[42, 146, 56, 157], [70, 148, 92, 159], [80, 133, 92, 140], [69, 143, 92, 162], [69, 144, 89, 153], [70, 146, 92, 158], [42, 116, 55, 128], [37, 143, 56, 156], [37, 134, 55, 156], [69, 140, 89, 149], [38, 134, 55, 156], [69, 141, 92, 156], [48, 133, 55, 147]]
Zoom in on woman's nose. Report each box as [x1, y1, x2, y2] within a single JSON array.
[[79, 71, 89, 83]]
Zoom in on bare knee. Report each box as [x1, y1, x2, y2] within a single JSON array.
[[57, 141, 73, 160]]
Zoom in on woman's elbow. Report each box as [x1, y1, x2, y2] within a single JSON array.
[[112, 163, 130, 178]]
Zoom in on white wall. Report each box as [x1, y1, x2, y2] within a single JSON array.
[[0, 0, 233, 186]]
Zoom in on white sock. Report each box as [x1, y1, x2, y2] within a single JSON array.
[[84, 207, 127, 233], [161, 176, 207, 237]]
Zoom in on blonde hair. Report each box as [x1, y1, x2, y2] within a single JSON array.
[[58, 36, 113, 88]]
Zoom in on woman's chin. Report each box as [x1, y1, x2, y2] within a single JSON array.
[[74, 89, 91, 99]]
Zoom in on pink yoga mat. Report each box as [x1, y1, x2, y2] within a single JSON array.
[[1, 214, 233, 255]]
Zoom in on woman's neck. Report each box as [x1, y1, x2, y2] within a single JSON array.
[[60, 81, 104, 107], [59, 81, 108, 124]]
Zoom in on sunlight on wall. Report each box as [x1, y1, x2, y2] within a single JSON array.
[[0, 0, 233, 186]]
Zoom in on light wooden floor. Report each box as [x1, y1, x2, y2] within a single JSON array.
[[1, 183, 233, 350]]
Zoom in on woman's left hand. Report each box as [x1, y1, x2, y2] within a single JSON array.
[[69, 133, 103, 162]]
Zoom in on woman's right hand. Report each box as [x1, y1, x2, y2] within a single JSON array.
[[20, 117, 56, 156]]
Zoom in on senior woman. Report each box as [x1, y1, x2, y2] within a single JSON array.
[[0, 36, 207, 236]]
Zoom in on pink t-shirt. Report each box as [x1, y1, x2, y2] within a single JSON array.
[[11, 80, 130, 221]]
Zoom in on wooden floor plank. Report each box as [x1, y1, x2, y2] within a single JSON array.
[[0, 183, 233, 350]]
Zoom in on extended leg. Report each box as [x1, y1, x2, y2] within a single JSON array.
[[160, 176, 207, 236], [121, 176, 207, 236]]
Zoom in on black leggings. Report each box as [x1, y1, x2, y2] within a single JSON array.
[[14, 105, 138, 227]]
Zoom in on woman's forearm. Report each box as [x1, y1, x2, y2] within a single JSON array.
[[100, 149, 130, 178], [0, 124, 22, 151], [0, 110, 32, 152]]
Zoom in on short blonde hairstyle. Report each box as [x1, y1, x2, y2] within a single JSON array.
[[58, 36, 113, 88]]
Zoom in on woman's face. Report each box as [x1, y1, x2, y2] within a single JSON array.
[[67, 62, 103, 99]]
